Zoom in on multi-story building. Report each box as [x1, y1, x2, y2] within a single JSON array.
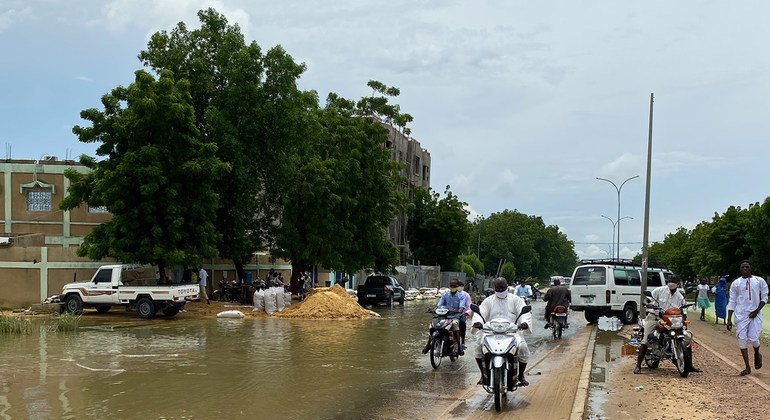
[[381, 124, 432, 264]]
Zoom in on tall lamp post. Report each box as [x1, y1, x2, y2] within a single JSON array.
[[600, 215, 634, 260], [596, 175, 639, 260]]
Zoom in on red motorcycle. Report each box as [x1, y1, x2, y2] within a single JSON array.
[[549, 305, 568, 340]]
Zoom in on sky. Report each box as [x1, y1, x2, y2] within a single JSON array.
[[2, 1, 769, 262]]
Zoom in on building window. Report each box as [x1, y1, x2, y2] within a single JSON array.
[[414, 156, 420, 174], [27, 191, 52, 211], [88, 205, 108, 213]]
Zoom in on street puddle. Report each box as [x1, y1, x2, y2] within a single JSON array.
[[586, 329, 636, 419]]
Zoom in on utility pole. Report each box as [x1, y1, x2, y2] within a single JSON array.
[[640, 93, 654, 310]]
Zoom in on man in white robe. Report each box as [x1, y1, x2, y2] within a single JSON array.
[[472, 278, 532, 389], [727, 260, 768, 376]]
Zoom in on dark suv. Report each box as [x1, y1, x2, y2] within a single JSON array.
[[357, 275, 405, 307]]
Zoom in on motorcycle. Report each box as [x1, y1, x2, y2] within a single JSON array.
[[212, 279, 242, 302], [471, 303, 532, 412], [633, 290, 694, 378], [549, 305, 569, 340], [426, 306, 463, 369]]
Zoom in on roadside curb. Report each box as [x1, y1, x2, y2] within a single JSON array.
[[570, 325, 596, 420]]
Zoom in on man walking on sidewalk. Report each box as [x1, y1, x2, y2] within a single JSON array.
[[727, 260, 768, 376]]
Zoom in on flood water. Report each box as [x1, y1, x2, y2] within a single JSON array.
[[0, 299, 571, 419]]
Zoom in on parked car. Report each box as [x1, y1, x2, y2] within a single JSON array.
[[357, 275, 405, 307], [568, 259, 675, 324], [61, 265, 199, 319]]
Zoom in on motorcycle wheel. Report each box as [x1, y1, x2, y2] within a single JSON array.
[[211, 290, 223, 302], [557, 323, 563, 339], [430, 337, 443, 369], [673, 341, 690, 378], [493, 367, 504, 412], [644, 353, 660, 369]]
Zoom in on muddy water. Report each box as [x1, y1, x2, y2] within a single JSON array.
[[0, 304, 431, 420], [586, 329, 637, 419], [0, 300, 574, 420]]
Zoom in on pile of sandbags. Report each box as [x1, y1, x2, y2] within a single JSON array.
[[404, 289, 421, 301], [254, 287, 293, 315], [252, 289, 265, 312]]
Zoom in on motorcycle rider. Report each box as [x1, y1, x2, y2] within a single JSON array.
[[544, 278, 571, 329], [458, 281, 473, 346], [473, 277, 531, 389], [634, 275, 702, 374], [427, 279, 466, 355]]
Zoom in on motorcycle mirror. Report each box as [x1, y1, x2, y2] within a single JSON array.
[[643, 290, 653, 297], [520, 305, 531, 315], [470, 304, 480, 314]]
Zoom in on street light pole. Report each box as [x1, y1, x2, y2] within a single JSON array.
[[597, 175, 639, 260], [601, 215, 634, 260]]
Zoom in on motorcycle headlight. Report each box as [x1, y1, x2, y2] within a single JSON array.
[[435, 307, 449, 316], [488, 321, 512, 333], [668, 316, 683, 328]]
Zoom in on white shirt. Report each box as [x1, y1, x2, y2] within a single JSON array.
[[472, 293, 532, 328], [727, 276, 769, 316], [198, 268, 208, 286], [646, 286, 686, 316], [697, 284, 709, 299]]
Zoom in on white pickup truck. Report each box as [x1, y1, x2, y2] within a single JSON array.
[[61, 264, 199, 319]]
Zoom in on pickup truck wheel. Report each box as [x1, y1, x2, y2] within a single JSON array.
[[95, 305, 111, 314], [136, 298, 157, 320], [162, 306, 181, 317], [65, 295, 83, 315], [621, 303, 637, 324], [399, 291, 405, 305], [584, 309, 601, 324]]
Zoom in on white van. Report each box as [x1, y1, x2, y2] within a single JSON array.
[[568, 260, 675, 324]]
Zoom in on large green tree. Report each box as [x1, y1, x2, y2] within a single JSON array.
[[407, 186, 470, 270], [272, 85, 408, 285], [60, 70, 227, 280], [747, 198, 770, 275], [471, 210, 577, 279], [138, 9, 309, 281]]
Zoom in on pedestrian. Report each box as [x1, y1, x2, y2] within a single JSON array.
[[714, 276, 729, 325], [696, 278, 711, 321], [198, 266, 210, 305], [727, 260, 768, 376]]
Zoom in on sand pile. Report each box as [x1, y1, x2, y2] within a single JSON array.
[[276, 285, 379, 319]]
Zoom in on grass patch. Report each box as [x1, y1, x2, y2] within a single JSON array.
[[0, 314, 32, 335], [48, 312, 80, 332]]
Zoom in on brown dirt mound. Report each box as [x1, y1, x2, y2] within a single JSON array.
[[276, 285, 378, 319]]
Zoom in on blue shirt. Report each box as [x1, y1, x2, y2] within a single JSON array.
[[437, 291, 466, 319]]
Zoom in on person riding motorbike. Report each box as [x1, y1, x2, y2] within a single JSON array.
[[473, 278, 531, 389], [422, 279, 466, 356], [634, 275, 702, 374], [544, 278, 571, 329]]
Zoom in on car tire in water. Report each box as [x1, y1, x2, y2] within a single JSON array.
[[95, 305, 111, 314], [430, 337, 443, 369], [136, 297, 157, 320], [65, 294, 84, 315], [621, 303, 637, 324]]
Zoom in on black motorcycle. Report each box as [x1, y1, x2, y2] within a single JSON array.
[[212, 280, 242, 302]]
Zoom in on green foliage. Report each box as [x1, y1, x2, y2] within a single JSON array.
[[459, 253, 484, 275], [61, 70, 226, 272], [138, 9, 309, 275], [0, 315, 31, 335], [48, 313, 80, 332], [471, 210, 577, 279], [272, 84, 407, 273], [634, 197, 770, 277], [407, 186, 470, 270], [500, 261, 516, 282], [461, 262, 476, 278]]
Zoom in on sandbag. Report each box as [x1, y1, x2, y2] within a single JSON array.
[[284, 292, 292, 306], [264, 287, 277, 315], [252, 289, 265, 312], [275, 287, 286, 312], [216, 310, 245, 318]]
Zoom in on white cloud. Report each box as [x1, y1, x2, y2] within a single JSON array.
[[493, 168, 519, 196], [584, 234, 600, 242], [88, 0, 251, 38], [75, 76, 93, 82], [464, 204, 480, 221], [579, 244, 612, 260], [0, 6, 32, 31]]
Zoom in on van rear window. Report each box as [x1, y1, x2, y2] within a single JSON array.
[[573, 267, 606, 286]]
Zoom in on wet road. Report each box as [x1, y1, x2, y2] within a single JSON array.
[[0, 299, 586, 419]]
